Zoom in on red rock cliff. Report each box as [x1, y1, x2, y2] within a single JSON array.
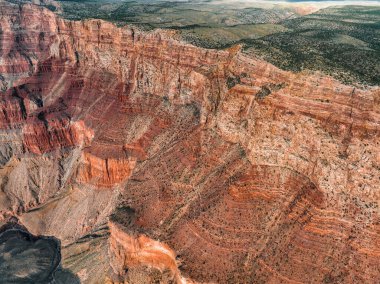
[[0, 2, 379, 283]]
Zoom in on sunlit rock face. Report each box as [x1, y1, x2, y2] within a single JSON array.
[[0, 1, 379, 283]]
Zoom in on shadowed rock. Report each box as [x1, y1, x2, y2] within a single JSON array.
[[0, 222, 79, 284]]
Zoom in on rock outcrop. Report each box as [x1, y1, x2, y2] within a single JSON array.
[[109, 221, 190, 284], [77, 150, 136, 188], [0, 1, 379, 283]]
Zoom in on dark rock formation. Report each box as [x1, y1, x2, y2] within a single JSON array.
[[0, 220, 61, 283]]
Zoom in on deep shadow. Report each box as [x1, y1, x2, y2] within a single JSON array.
[[54, 269, 81, 284], [0, 220, 80, 284]]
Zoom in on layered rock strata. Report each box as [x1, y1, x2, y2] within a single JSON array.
[[0, 1, 379, 283]]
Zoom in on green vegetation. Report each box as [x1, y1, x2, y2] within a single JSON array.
[[180, 23, 289, 49], [10, 0, 380, 85], [56, 0, 297, 28], [243, 6, 380, 85]]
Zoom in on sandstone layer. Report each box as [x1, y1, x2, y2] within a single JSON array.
[[0, 1, 379, 283]]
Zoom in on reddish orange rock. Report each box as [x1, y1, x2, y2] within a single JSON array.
[[109, 222, 190, 284], [77, 151, 136, 188], [23, 117, 93, 155], [0, 2, 379, 284]]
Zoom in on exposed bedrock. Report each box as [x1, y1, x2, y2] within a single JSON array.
[[76, 151, 136, 188], [0, 1, 379, 283], [108, 221, 192, 284]]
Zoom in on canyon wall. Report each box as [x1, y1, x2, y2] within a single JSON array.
[[0, 1, 379, 283]]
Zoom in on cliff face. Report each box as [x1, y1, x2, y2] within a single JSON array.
[[77, 151, 136, 188], [108, 221, 191, 284], [0, 1, 380, 283]]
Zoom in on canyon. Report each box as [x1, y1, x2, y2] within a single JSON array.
[[0, 1, 379, 283]]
